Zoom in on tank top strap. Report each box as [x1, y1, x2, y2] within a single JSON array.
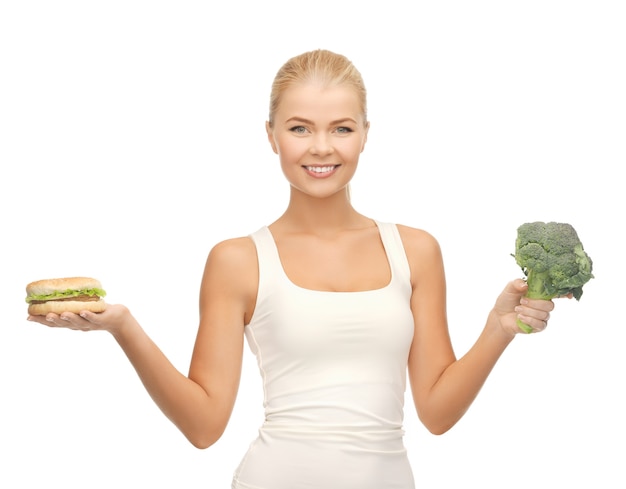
[[375, 221, 412, 292], [249, 226, 282, 291]]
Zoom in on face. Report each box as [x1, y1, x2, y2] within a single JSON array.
[[266, 83, 369, 200]]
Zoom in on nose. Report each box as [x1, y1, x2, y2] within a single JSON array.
[[309, 132, 334, 156]]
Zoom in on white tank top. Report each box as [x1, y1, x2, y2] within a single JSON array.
[[233, 221, 416, 489]]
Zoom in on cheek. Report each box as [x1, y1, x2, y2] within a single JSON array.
[[339, 140, 365, 159], [276, 139, 305, 161], [276, 147, 300, 174]]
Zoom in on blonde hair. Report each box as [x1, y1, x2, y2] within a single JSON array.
[[268, 49, 367, 127]]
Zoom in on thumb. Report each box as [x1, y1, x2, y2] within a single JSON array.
[[494, 279, 528, 314], [509, 278, 528, 295]]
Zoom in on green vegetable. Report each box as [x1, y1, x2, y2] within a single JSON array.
[[513, 221, 594, 333], [25, 288, 107, 303]]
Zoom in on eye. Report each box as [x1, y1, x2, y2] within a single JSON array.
[[335, 126, 354, 134], [289, 126, 308, 134]]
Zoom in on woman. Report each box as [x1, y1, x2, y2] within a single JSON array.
[[28, 49, 557, 489]]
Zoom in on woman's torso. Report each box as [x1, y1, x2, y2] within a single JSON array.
[[232, 220, 416, 489]]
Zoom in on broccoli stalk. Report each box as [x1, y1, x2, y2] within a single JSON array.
[[513, 222, 594, 333], [525, 268, 555, 300]]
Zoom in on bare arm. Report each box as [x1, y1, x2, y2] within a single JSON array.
[[399, 226, 554, 435], [28, 237, 258, 449]]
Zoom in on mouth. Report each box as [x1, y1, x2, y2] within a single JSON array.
[[303, 165, 340, 177]]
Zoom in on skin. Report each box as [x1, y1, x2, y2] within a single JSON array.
[[27, 82, 558, 447]]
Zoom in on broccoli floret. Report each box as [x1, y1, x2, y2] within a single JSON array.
[[513, 221, 594, 333]]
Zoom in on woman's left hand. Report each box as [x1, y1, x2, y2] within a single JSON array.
[[493, 279, 557, 335]]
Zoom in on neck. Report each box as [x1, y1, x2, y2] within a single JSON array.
[[273, 186, 369, 235]]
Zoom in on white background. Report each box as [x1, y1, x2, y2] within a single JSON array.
[[1, 1, 624, 487]]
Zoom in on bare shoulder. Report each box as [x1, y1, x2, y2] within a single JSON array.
[[202, 236, 258, 296], [395, 224, 442, 258], [208, 236, 257, 265], [395, 224, 445, 288]]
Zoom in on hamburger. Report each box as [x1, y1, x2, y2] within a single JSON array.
[[26, 277, 107, 315]]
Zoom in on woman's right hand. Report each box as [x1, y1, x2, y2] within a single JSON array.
[[27, 304, 133, 336]]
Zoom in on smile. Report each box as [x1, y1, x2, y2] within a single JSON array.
[[304, 165, 339, 174]]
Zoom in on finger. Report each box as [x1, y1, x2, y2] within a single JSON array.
[[505, 279, 528, 296], [63, 311, 104, 331], [529, 320, 548, 334], [27, 311, 92, 330], [518, 306, 551, 322], [521, 297, 555, 313], [78, 310, 101, 323], [516, 312, 549, 333], [27, 314, 57, 327], [48, 312, 91, 331], [33, 313, 67, 328], [515, 299, 552, 327], [535, 319, 548, 333], [46, 312, 74, 328], [495, 279, 530, 313], [513, 278, 529, 294]]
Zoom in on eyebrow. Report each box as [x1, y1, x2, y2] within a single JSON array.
[[285, 116, 357, 125]]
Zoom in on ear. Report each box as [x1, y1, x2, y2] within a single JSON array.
[[266, 121, 278, 154], [360, 121, 370, 153]]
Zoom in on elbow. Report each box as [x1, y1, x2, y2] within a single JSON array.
[[175, 403, 233, 449], [190, 438, 215, 450], [418, 410, 461, 436], [186, 428, 224, 450], [424, 422, 454, 436], [183, 420, 228, 450]]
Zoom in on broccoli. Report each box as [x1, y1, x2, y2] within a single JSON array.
[[513, 221, 594, 333]]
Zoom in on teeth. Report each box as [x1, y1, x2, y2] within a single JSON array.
[[306, 166, 335, 173]]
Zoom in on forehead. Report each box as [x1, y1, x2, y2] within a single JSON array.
[[276, 83, 363, 122]]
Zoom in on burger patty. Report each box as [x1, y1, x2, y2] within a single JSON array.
[[30, 294, 102, 305]]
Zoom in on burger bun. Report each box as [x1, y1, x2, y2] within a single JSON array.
[[26, 277, 103, 296], [28, 299, 106, 316]]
